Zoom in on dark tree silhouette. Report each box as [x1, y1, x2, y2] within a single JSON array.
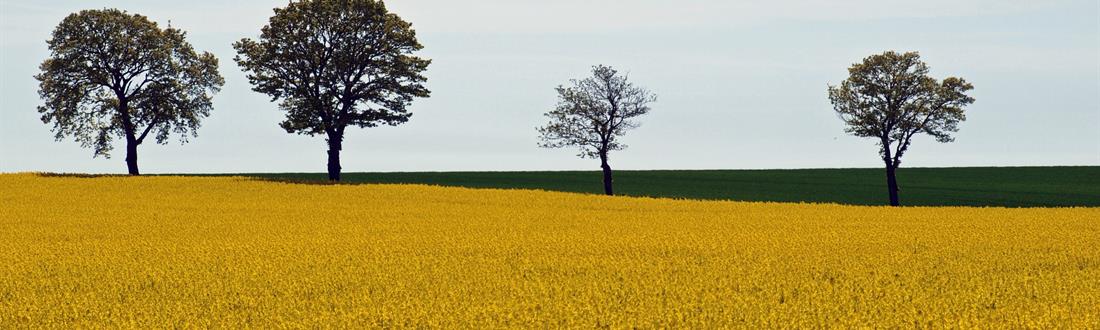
[[234, 0, 430, 181], [828, 51, 974, 206], [537, 65, 657, 196], [35, 9, 224, 175]]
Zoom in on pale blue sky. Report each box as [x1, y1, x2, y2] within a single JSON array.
[[1, 0, 1097, 173]]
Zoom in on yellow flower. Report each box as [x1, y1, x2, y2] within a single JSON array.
[[0, 173, 1096, 327]]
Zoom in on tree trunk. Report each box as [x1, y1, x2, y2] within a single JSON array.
[[125, 137, 139, 175], [599, 153, 613, 196], [117, 97, 140, 176], [885, 163, 900, 206], [327, 137, 342, 182]]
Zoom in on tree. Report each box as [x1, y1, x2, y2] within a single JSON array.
[[537, 65, 657, 196], [35, 9, 224, 175], [828, 51, 974, 206], [234, 0, 430, 181]]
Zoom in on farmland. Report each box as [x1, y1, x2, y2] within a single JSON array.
[[242, 166, 1100, 207], [1, 173, 1097, 327]]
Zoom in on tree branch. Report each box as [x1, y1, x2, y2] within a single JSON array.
[[135, 111, 164, 145]]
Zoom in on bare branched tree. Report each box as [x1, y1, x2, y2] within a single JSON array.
[[537, 65, 657, 195]]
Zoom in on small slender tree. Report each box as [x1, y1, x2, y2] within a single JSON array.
[[234, 0, 430, 181], [537, 65, 657, 196], [35, 9, 224, 175], [828, 51, 975, 206]]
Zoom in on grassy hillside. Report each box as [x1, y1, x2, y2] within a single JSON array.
[[239, 166, 1099, 207]]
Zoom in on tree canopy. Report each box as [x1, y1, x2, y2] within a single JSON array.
[[538, 65, 656, 159], [234, 0, 430, 181], [36, 8, 224, 174], [828, 51, 974, 205]]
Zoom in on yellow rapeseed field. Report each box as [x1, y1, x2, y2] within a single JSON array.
[[0, 173, 1097, 328]]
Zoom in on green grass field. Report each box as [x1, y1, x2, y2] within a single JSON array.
[[231, 166, 1099, 207]]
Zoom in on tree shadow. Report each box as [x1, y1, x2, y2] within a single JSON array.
[[33, 172, 366, 186], [35, 172, 124, 179], [246, 176, 371, 186]]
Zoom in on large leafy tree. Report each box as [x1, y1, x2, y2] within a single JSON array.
[[828, 51, 975, 206], [234, 0, 431, 181], [36, 9, 224, 175], [537, 65, 657, 196]]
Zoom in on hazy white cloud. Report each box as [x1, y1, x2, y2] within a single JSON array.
[[0, 0, 281, 41], [0, 0, 1076, 39], [0, 0, 1096, 173], [385, 0, 1066, 34]]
